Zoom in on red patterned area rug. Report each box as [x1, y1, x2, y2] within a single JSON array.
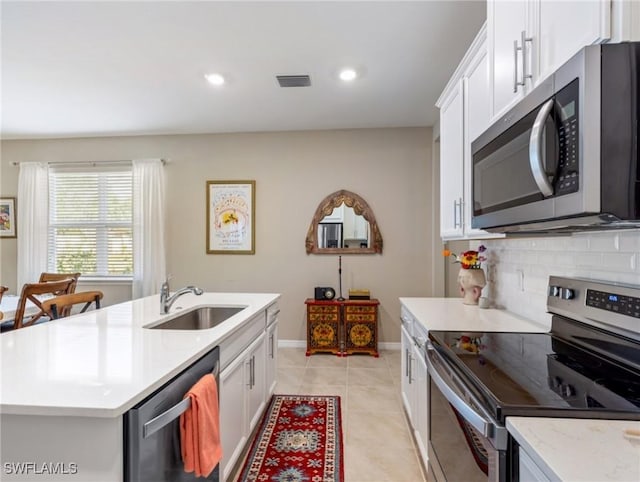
[[238, 395, 344, 482]]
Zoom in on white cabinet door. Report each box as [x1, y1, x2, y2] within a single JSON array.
[[439, 81, 465, 239], [219, 352, 248, 482], [519, 446, 552, 482], [489, 0, 533, 118], [463, 43, 493, 238], [412, 326, 429, 464], [400, 323, 415, 421], [538, 0, 610, 81], [265, 320, 279, 398], [246, 332, 267, 434]]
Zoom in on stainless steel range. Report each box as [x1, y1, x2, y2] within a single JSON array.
[[426, 276, 640, 482]]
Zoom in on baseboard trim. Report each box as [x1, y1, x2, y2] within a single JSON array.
[[278, 340, 401, 351]]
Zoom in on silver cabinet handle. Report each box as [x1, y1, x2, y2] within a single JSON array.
[[529, 98, 555, 197], [246, 358, 253, 387], [453, 199, 459, 228], [405, 348, 410, 378], [453, 198, 463, 229], [143, 361, 219, 439], [268, 309, 281, 324], [250, 356, 255, 388], [521, 30, 533, 84], [269, 333, 274, 359], [514, 31, 533, 93], [513, 39, 519, 93]]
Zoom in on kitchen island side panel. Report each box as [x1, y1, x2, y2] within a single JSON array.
[[0, 414, 123, 481]]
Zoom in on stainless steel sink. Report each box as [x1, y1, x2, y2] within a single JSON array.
[[148, 306, 246, 330]]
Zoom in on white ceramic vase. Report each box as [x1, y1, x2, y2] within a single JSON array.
[[457, 268, 486, 305]]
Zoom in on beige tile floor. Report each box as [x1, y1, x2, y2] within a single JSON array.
[[273, 347, 427, 482]]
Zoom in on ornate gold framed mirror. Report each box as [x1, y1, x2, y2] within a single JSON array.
[[305, 190, 383, 254]]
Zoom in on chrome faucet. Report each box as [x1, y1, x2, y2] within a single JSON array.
[[160, 279, 204, 314]]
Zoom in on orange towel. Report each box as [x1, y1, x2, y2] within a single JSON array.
[[180, 373, 223, 478]]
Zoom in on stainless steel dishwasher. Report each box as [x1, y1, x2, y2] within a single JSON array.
[[124, 346, 220, 481]]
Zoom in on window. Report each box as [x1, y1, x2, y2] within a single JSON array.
[[48, 165, 133, 277]]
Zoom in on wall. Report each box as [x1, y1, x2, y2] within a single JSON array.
[[484, 231, 640, 327], [0, 127, 434, 343]]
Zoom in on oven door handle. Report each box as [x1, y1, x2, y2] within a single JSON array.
[[425, 342, 500, 441]]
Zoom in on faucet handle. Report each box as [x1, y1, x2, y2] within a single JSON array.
[[160, 275, 172, 294]]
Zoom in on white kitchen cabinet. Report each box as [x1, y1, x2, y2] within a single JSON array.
[[439, 80, 465, 239], [220, 332, 266, 481], [462, 36, 493, 238], [411, 322, 429, 464], [489, 0, 612, 120], [246, 332, 267, 433], [321, 203, 344, 222], [400, 307, 429, 467], [400, 319, 415, 421], [438, 24, 498, 240], [519, 446, 552, 482], [488, 0, 535, 118], [265, 305, 279, 398], [220, 348, 247, 481]]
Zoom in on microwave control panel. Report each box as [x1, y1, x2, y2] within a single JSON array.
[[555, 79, 580, 196]]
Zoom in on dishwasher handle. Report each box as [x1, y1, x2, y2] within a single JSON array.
[[143, 361, 219, 439], [425, 342, 506, 448]]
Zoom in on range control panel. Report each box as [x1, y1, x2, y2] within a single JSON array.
[[586, 290, 640, 319], [547, 276, 640, 337]]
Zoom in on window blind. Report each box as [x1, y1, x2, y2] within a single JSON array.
[[48, 165, 133, 277]]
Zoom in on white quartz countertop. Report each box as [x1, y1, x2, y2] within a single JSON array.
[[0, 292, 279, 418], [508, 417, 640, 482], [399, 297, 549, 332]]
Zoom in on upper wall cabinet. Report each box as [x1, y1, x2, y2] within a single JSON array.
[[437, 24, 500, 240], [488, 0, 614, 120]]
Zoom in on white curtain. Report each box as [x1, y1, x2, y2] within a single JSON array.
[[132, 159, 166, 299], [17, 162, 49, 290]]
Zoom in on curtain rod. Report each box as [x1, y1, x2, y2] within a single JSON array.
[[11, 159, 167, 167]]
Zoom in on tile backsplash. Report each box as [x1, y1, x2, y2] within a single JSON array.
[[483, 230, 640, 327]]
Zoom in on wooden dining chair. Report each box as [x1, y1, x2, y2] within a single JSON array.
[[41, 291, 103, 320], [0, 286, 8, 303], [12, 278, 76, 330], [39, 272, 81, 294]]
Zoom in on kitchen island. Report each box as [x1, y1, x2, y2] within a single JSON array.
[[0, 291, 280, 481]]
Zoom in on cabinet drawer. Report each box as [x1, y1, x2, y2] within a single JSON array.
[[219, 312, 265, 371], [344, 305, 376, 314], [345, 304, 377, 322], [308, 305, 339, 314]]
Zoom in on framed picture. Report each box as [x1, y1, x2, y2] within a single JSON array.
[[206, 180, 255, 254], [0, 198, 16, 238]]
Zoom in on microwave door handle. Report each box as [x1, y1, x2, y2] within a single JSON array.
[[425, 342, 495, 439], [529, 99, 555, 197]]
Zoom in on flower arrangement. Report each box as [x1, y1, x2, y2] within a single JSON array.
[[443, 244, 486, 269]]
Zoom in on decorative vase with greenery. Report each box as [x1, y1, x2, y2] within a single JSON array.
[[443, 245, 487, 305]]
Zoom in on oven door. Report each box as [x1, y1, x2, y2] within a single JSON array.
[[425, 341, 508, 482]]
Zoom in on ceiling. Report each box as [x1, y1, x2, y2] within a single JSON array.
[[1, 1, 486, 140]]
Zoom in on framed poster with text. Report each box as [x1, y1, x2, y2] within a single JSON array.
[[206, 180, 255, 254]]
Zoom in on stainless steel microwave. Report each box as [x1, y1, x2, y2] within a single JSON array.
[[471, 42, 640, 234]]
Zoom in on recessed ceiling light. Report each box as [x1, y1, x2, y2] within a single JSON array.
[[204, 73, 225, 86], [339, 68, 357, 82]]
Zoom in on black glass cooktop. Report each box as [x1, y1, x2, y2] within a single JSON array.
[[429, 317, 640, 422]]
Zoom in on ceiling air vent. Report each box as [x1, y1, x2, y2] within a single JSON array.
[[276, 75, 311, 88]]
